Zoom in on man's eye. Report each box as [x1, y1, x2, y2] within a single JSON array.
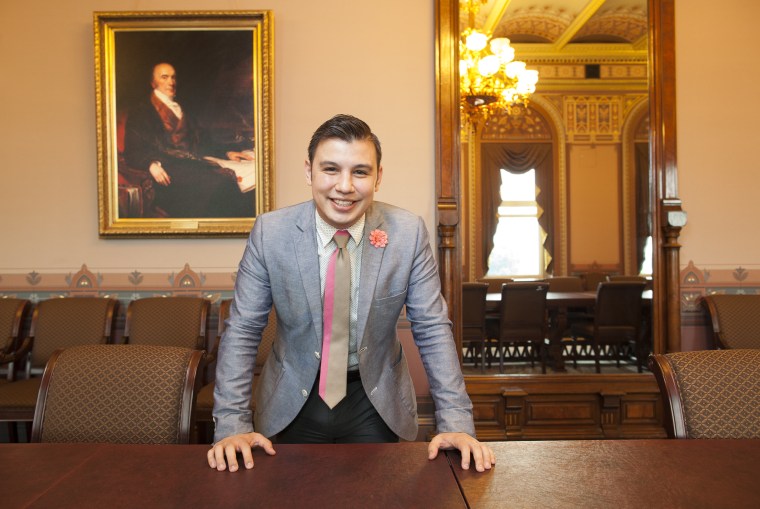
[[322, 167, 338, 173]]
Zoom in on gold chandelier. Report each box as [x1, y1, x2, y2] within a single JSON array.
[[459, 13, 538, 125]]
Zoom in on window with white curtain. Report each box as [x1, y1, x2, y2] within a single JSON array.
[[486, 168, 545, 278]]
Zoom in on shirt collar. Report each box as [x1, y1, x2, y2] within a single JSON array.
[[153, 89, 178, 106], [315, 211, 365, 249]]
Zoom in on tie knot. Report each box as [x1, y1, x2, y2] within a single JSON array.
[[334, 230, 349, 249]]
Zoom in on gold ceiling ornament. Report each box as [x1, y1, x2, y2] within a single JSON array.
[[459, 1, 538, 125]]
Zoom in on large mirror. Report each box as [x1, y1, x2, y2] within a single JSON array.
[[435, 0, 683, 375]]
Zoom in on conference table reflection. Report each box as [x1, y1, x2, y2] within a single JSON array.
[[485, 290, 652, 372]]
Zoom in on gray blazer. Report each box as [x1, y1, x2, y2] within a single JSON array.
[[213, 200, 474, 442]]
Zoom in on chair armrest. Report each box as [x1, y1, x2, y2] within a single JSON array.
[[204, 336, 221, 365], [0, 336, 32, 366]]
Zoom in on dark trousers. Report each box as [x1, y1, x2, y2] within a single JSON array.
[[274, 371, 399, 444]]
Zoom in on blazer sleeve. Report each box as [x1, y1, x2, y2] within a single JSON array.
[[212, 217, 273, 442], [404, 217, 476, 436]]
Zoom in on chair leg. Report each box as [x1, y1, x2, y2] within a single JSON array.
[[480, 339, 486, 374], [594, 343, 601, 373], [571, 336, 579, 368], [540, 340, 547, 374], [498, 339, 504, 374]]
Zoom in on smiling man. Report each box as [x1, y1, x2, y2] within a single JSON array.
[[209, 114, 495, 474]]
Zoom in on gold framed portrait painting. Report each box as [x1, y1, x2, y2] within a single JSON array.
[[95, 11, 273, 237]]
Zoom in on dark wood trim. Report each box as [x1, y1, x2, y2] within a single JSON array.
[[434, 0, 683, 357], [464, 373, 666, 441], [648, 354, 687, 438], [434, 0, 462, 349]]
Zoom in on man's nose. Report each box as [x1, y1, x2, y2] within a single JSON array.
[[335, 171, 354, 192]]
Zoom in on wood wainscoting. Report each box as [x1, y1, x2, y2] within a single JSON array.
[[415, 374, 666, 441]]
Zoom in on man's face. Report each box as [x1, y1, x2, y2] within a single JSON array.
[[305, 138, 383, 230], [151, 63, 177, 99]]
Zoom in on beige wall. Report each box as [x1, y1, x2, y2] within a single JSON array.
[[3, 0, 760, 347], [677, 0, 760, 271], [0, 0, 434, 273]]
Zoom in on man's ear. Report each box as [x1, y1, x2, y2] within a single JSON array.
[[374, 165, 383, 192], [304, 159, 312, 185]]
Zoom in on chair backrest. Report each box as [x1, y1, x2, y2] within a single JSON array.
[[479, 278, 514, 293], [462, 282, 488, 340], [546, 276, 584, 292], [32, 344, 203, 444], [28, 297, 118, 373], [0, 298, 30, 354], [701, 294, 760, 350], [649, 349, 760, 439], [580, 271, 608, 291], [592, 281, 646, 340], [125, 297, 210, 349], [499, 282, 549, 342]]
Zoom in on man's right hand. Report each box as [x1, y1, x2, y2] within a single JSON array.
[[149, 161, 171, 186], [207, 432, 276, 472]]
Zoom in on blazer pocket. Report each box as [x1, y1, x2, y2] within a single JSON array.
[[372, 286, 408, 308]]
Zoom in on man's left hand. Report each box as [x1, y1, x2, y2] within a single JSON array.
[[428, 432, 495, 472]]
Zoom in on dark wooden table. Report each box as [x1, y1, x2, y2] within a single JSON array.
[[0, 442, 465, 508], [450, 439, 760, 508]]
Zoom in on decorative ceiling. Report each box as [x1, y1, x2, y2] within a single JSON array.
[[460, 0, 648, 63]]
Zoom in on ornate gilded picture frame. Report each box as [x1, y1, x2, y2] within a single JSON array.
[[95, 11, 273, 237]]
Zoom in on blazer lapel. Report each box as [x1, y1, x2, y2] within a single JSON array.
[[294, 202, 324, 343], [356, 204, 386, 348]]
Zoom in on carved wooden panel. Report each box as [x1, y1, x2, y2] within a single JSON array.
[[464, 374, 666, 441]]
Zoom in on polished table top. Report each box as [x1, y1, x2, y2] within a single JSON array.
[[2, 439, 759, 508], [451, 439, 760, 509], [1, 442, 464, 509]]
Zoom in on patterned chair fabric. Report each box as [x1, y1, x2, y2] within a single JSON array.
[[29, 297, 118, 372], [124, 297, 210, 349], [195, 302, 277, 422], [0, 297, 118, 430], [649, 349, 760, 439], [0, 298, 30, 355], [701, 294, 760, 350], [0, 299, 30, 381], [32, 344, 203, 444]]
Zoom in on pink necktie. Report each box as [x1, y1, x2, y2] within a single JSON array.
[[319, 230, 350, 408]]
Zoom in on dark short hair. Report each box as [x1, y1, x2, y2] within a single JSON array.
[[307, 114, 382, 167]]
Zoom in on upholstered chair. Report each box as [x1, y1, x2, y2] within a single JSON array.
[[123, 296, 210, 350], [649, 349, 760, 439], [701, 294, 760, 350], [0, 297, 118, 441], [32, 344, 203, 444]]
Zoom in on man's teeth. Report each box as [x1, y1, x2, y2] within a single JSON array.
[[334, 200, 352, 206]]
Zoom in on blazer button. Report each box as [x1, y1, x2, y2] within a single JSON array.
[[314, 351, 320, 359], [301, 389, 308, 398], [358, 346, 367, 354]]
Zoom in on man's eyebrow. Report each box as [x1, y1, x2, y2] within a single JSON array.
[[318, 160, 373, 170]]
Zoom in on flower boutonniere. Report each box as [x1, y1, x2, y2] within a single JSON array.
[[369, 229, 388, 248]]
